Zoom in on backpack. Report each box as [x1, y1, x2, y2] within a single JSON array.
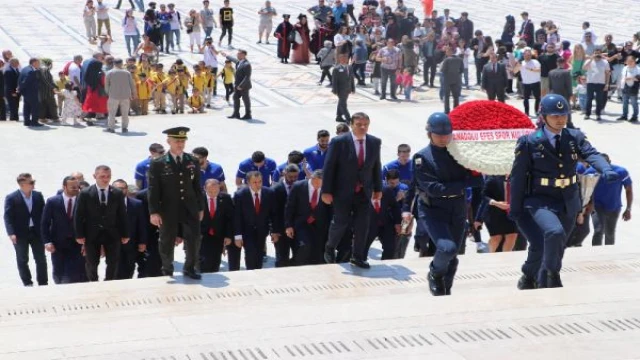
[[62, 61, 74, 76]]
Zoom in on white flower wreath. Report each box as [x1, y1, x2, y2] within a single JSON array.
[[448, 140, 517, 176]]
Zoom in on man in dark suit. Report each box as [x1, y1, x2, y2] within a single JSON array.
[[233, 171, 281, 270], [112, 180, 147, 280], [441, 46, 464, 114], [148, 127, 204, 279], [365, 184, 401, 260], [74, 165, 129, 281], [322, 112, 382, 268], [200, 179, 234, 273], [332, 53, 355, 123], [18, 58, 42, 127], [469, 30, 487, 86], [224, 49, 253, 120], [4, 173, 47, 287], [481, 53, 508, 102], [272, 164, 300, 267], [4, 58, 21, 121], [548, 58, 573, 102], [518, 12, 535, 47], [41, 176, 86, 284], [285, 170, 330, 266], [135, 188, 163, 277], [456, 12, 474, 44], [0, 60, 6, 120]]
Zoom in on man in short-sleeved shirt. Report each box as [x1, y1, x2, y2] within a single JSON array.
[[235, 151, 277, 187], [192, 147, 226, 192], [134, 143, 165, 190], [307, 0, 331, 24]]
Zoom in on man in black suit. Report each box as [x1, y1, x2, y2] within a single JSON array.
[[200, 179, 234, 273], [232, 171, 281, 270], [4, 58, 21, 121], [3, 173, 47, 287], [456, 12, 474, 44], [135, 188, 163, 277], [18, 57, 42, 127], [223, 49, 253, 120], [0, 60, 6, 120], [272, 164, 300, 267], [481, 53, 508, 102], [41, 176, 85, 284], [469, 30, 487, 86], [112, 180, 147, 280], [285, 170, 330, 266], [322, 112, 382, 268], [365, 184, 401, 260], [441, 46, 464, 114], [332, 53, 355, 123], [518, 12, 535, 47], [74, 165, 129, 281]]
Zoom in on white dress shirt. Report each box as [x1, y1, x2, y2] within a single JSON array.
[[520, 59, 541, 84], [61, 193, 76, 214], [97, 185, 109, 204], [235, 189, 261, 240], [206, 195, 217, 213], [308, 180, 320, 202], [352, 133, 366, 161]]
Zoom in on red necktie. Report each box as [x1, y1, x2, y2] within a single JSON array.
[[357, 139, 364, 168], [208, 197, 216, 236], [66, 198, 73, 219], [254, 192, 261, 214], [310, 188, 318, 210], [374, 200, 381, 213]]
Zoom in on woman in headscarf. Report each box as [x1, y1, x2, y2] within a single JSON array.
[[291, 14, 311, 64], [82, 60, 108, 122], [38, 58, 59, 122]]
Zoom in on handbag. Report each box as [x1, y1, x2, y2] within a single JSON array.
[[294, 31, 303, 45]]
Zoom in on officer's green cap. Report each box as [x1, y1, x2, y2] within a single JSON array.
[[163, 126, 190, 139]]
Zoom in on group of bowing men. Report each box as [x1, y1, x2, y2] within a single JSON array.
[[30, 142, 406, 284]]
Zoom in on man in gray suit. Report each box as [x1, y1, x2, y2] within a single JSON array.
[[105, 58, 136, 134], [223, 49, 253, 120], [481, 53, 508, 102], [440, 46, 464, 114], [548, 57, 575, 128]]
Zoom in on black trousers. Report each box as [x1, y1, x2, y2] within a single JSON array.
[[487, 86, 506, 102], [244, 235, 267, 270], [423, 57, 437, 85], [346, 4, 358, 25], [585, 83, 605, 117], [320, 66, 333, 84], [365, 223, 397, 260], [293, 222, 325, 266], [0, 96, 6, 120], [51, 242, 86, 284], [336, 93, 351, 121], [226, 243, 242, 271], [232, 88, 251, 116], [85, 232, 121, 281], [326, 191, 371, 261], [115, 0, 135, 8], [275, 235, 296, 267], [566, 212, 591, 248], [523, 82, 541, 115], [137, 229, 163, 277], [23, 97, 39, 125], [200, 234, 225, 273], [219, 24, 233, 44], [475, 58, 488, 85], [224, 83, 234, 102], [7, 95, 19, 120], [116, 241, 140, 279], [159, 219, 201, 275], [380, 68, 397, 98], [443, 82, 461, 114], [352, 63, 366, 84], [13, 229, 48, 286]]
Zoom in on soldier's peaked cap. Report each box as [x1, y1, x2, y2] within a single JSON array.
[[163, 126, 190, 139]]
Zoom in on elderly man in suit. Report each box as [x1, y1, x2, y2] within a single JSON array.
[[322, 112, 382, 269], [233, 171, 280, 270], [105, 58, 136, 134], [112, 179, 146, 280], [285, 170, 330, 266], [4, 173, 48, 287], [41, 176, 86, 284], [4, 58, 21, 121], [74, 165, 129, 281], [18, 58, 42, 127], [332, 53, 356, 123], [481, 53, 508, 102], [200, 179, 234, 273], [223, 49, 253, 120]]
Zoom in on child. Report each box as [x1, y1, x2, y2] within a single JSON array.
[[395, 69, 404, 95], [574, 75, 587, 112], [218, 59, 235, 106], [203, 65, 215, 107], [401, 68, 414, 101], [55, 71, 68, 117], [127, 64, 141, 115], [97, 34, 113, 56], [151, 63, 167, 113], [317, 40, 335, 85], [187, 88, 206, 113], [60, 82, 83, 126], [191, 64, 206, 95], [164, 69, 185, 114], [136, 73, 153, 115]]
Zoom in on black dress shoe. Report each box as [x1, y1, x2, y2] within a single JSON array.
[[324, 248, 336, 264], [445, 287, 452, 295], [183, 271, 202, 280], [227, 114, 241, 119], [517, 274, 537, 290], [241, 114, 252, 120], [546, 272, 563, 288], [350, 258, 370, 269], [428, 271, 446, 296], [335, 116, 345, 122]]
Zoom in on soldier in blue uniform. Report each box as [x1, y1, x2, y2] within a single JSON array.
[[134, 143, 165, 190], [403, 113, 484, 296], [510, 94, 618, 289], [235, 151, 278, 188]]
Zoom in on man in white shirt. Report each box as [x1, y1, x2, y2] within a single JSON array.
[[583, 48, 611, 120], [519, 49, 541, 116]]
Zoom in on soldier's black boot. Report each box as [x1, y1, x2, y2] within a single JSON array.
[[546, 272, 563, 288], [517, 274, 537, 290], [428, 271, 446, 296]]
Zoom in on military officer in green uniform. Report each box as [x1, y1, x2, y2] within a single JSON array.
[[148, 127, 205, 279]]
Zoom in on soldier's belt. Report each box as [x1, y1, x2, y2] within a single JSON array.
[[536, 175, 577, 188]]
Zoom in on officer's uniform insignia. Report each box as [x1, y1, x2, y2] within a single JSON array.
[[415, 158, 422, 166]]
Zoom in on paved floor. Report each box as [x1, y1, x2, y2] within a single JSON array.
[[0, 0, 638, 289]]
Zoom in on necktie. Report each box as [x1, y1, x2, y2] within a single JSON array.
[[254, 192, 260, 214], [176, 155, 182, 167], [554, 135, 561, 154], [310, 188, 318, 210], [99, 189, 106, 205], [66, 198, 73, 219], [493, 63, 496, 73], [374, 200, 381, 213], [209, 197, 216, 219], [357, 139, 364, 168]]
